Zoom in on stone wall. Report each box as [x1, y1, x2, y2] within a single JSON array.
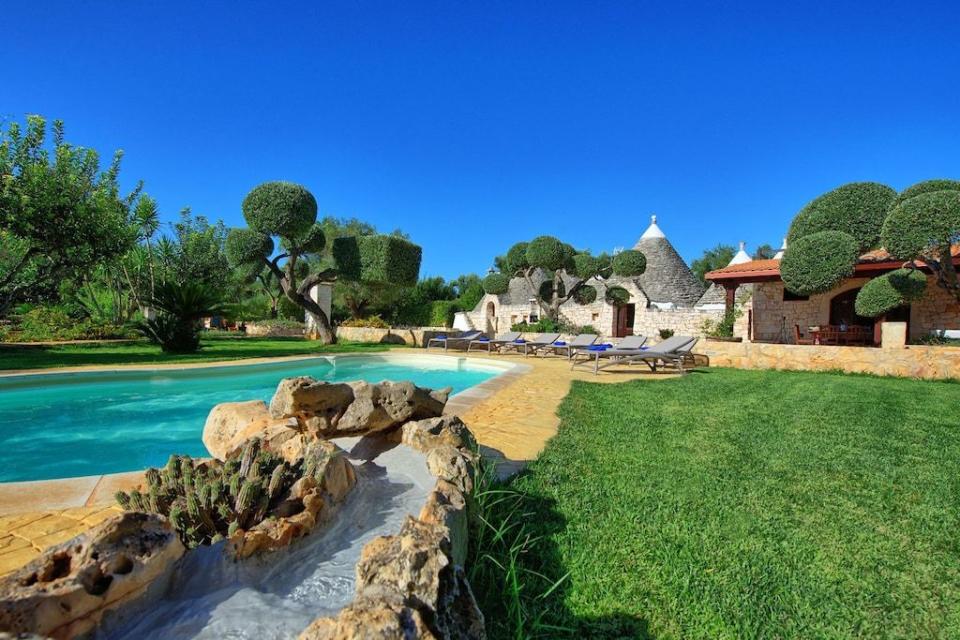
[[335, 326, 459, 347], [703, 340, 960, 381], [743, 276, 960, 343], [463, 285, 723, 340], [246, 321, 306, 337]]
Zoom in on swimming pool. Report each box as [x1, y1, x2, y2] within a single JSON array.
[[0, 355, 501, 483]]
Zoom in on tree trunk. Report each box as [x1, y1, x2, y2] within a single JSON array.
[[280, 282, 335, 343]]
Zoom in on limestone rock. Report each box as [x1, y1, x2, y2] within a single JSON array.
[[202, 400, 270, 460], [353, 517, 484, 639], [0, 513, 184, 640], [401, 416, 477, 453], [269, 377, 355, 425], [333, 381, 449, 436], [419, 480, 468, 567], [298, 593, 437, 640], [426, 445, 475, 494]]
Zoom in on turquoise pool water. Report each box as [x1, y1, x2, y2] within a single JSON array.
[[0, 356, 498, 483]]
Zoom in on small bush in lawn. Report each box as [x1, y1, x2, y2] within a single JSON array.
[[340, 315, 390, 328]]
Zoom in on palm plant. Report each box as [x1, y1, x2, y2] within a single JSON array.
[[140, 281, 224, 353]]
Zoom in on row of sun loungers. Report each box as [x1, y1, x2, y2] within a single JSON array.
[[426, 330, 699, 374]]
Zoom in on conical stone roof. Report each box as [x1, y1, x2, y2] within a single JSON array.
[[631, 215, 705, 307]]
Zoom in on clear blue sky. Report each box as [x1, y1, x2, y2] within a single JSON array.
[[4, 1, 959, 278]]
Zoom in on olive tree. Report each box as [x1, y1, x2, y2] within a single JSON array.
[[226, 181, 421, 343], [781, 179, 960, 319], [481, 235, 647, 321]]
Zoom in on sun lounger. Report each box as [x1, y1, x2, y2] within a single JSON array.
[[591, 335, 698, 374], [500, 332, 561, 356], [535, 333, 599, 358], [467, 331, 521, 353], [426, 330, 484, 351]]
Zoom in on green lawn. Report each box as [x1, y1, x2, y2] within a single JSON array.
[[0, 334, 397, 371], [470, 368, 960, 639]]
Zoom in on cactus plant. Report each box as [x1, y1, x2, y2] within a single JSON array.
[[115, 438, 340, 549]]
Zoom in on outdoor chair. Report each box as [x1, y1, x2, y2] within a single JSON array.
[[793, 325, 814, 345], [534, 333, 598, 358], [570, 335, 648, 371], [499, 332, 561, 356], [426, 330, 484, 351], [467, 331, 521, 353], [594, 335, 698, 374]]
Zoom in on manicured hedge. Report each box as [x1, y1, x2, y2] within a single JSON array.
[[505, 242, 530, 272], [482, 272, 511, 295], [430, 300, 462, 327], [298, 223, 327, 253], [331, 234, 421, 286], [787, 182, 896, 251], [572, 253, 604, 280], [226, 228, 274, 265], [854, 269, 928, 318], [612, 249, 647, 277], [780, 230, 860, 296], [604, 285, 630, 305], [893, 179, 960, 206], [526, 236, 568, 271], [573, 284, 597, 304], [242, 181, 317, 237], [882, 190, 960, 260]]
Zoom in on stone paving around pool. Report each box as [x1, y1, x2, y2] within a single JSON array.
[[0, 352, 668, 575]]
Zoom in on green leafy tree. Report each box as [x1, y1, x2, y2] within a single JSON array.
[[481, 236, 647, 321], [0, 116, 146, 315], [691, 244, 736, 284], [753, 244, 776, 260], [226, 182, 421, 343], [782, 179, 960, 317], [140, 281, 224, 353]]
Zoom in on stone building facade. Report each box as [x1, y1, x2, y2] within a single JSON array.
[[459, 216, 725, 339], [707, 250, 960, 343]]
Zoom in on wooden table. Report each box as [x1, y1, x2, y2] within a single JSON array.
[[809, 325, 874, 346]]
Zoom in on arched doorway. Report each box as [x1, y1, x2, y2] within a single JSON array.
[[485, 301, 497, 336], [829, 288, 872, 328]]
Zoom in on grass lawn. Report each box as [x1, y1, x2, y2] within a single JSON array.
[[0, 334, 398, 371], [470, 368, 960, 639]]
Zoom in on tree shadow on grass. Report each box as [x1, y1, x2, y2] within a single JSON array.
[[469, 467, 652, 639]]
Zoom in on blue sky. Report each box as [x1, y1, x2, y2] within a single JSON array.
[[3, 1, 959, 278]]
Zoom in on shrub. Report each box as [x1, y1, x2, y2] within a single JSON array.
[[332, 235, 421, 287], [504, 242, 530, 272], [573, 284, 597, 304], [659, 328, 675, 340], [1, 307, 134, 342], [430, 300, 462, 328], [572, 253, 605, 280], [526, 236, 569, 271], [612, 249, 647, 277], [854, 269, 928, 318], [511, 318, 561, 333], [341, 315, 390, 328], [241, 181, 317, 237], [457, 282, 485, 311], [881, 190, 960, 261], [604, 286, 630, 305], [893, 178, 960, 206], [225, 228, 274, 265], [701, 309, 738, 338], [787, 182, 896, 251], [780, 231, 860, 296], [140, 282, 224, 353], [277, 296, 306, 322], [482, 273, 510, 295]]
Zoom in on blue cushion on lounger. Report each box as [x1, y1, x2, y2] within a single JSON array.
[[588, 345, 608, 351], [436, 335, 447, 340], [477, 337, 489, 342], [514, 339, 526, 343], [554, 341, 567, 346]]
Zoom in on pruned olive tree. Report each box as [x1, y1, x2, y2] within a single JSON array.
[[781, 179, 960, 319], [481, 235, 647, 321], [226, 181, 421, 343]]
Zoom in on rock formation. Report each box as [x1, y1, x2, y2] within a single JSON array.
[[0, 513, 184, 640]]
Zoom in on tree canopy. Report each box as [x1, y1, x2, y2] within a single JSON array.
[[226, 181, 422, 342], [482, 236, 646, 320], [691, 244, 735, 284], [0, 116, 147, 315], [781, 178, 960, 314]]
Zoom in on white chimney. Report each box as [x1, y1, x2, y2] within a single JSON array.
[[729, 241, 751, 265]]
